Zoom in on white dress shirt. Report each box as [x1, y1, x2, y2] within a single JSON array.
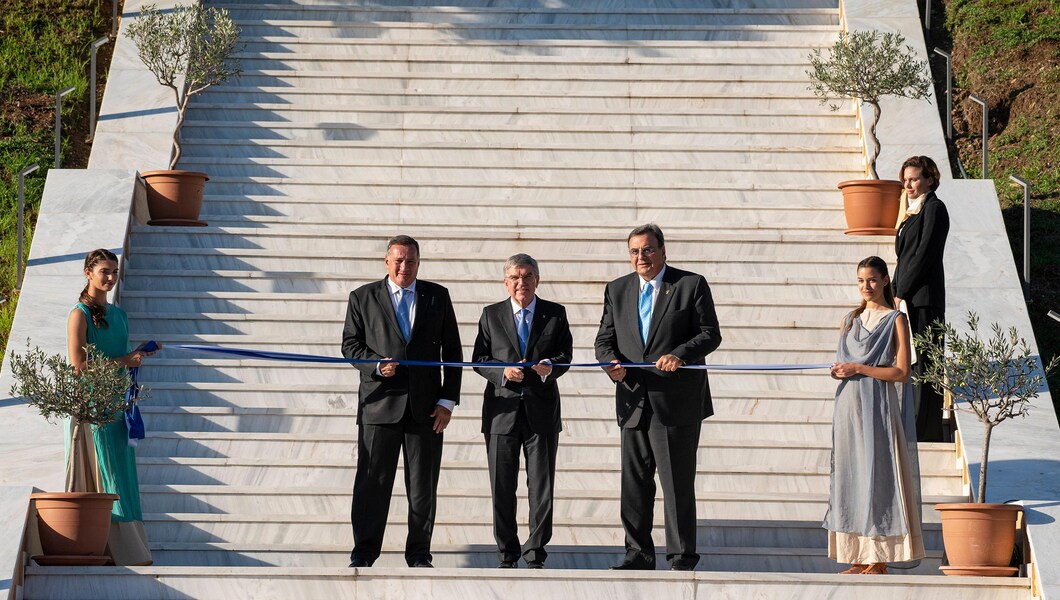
[[379, 278, 455, 412], [638, 265, 667, 320]]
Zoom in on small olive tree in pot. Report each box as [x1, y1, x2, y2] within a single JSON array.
[[8, 342, 133, 563], [807, 30, 932, 235], [126, 3, 242, 226], [914, 312, 1058, 576]]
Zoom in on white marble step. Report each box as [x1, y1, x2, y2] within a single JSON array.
[[127, 313, 841, 345], [147, 542, 943, 573], [220, 6, 839, 25], [194, 88, 854, 111], [121, 227, 891, 256], [230, 21, 840, 43], [167, 161, 853, 189], [138, 485, 961, 523], [226, 0, 840, 9], [133, 456, 959, 496], [125, 252, 860, 282], [117, 291, 860, 325], [131, 381, 849, 417], [139, 513, 946, 549], [22, 568, 1031, 600], [130, 411, 835, 445]]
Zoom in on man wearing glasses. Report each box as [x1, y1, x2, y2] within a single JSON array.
[[472, 253, 573, 569], [595, 223, 722, 572]]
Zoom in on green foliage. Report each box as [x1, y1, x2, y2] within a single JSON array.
[[0, 0, 106, 96], [8, 341, 132, 426], [125, 3, 243, 168], [946, 0, 1060, 81], [807, 30, 932, 178], [913, 312, 1059, 502]]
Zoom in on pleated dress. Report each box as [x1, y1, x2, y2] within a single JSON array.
[[823, 308, 925, 564]]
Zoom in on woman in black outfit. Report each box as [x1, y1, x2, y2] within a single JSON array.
[[892, 155, 949, 442]]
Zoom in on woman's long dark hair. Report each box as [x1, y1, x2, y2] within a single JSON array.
[[80, 249, 118, 329], [847, 256, 896, 331]]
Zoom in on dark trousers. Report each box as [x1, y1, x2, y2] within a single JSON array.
[[909, 305, 947, 442], [620, 402, 701, 567], [350, 405, 443, 565], [485, 406, 558, 564]]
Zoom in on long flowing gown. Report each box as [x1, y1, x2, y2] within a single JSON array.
[[73, 302, 153, 566], [823, 308, 925, 564]]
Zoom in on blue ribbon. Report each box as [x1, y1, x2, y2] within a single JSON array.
[[164, 344, 831, 372]]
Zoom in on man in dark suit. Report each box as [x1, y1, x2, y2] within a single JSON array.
[[595, 223, 722, 572], [472, 253, 573, 569], [893, 155, 950, 442], [341, 235, 463, 568]]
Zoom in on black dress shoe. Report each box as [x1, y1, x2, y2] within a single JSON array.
[[609, 556, 655, 571], [498, 560, 517, 568], [526, 560, 545, 569], [409, 558, 434, 568], [348, 558, 371, 568], [669, 557, 698, 571]]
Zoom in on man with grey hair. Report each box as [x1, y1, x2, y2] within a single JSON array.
[[595, 223, 722, 571], [472, 253, 573, 569]]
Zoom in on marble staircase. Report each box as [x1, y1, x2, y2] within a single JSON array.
[[23, 0, 1032, 597]]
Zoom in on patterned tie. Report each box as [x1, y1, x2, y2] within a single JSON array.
[[517, 308, 530, 356], [396, 288, 413, 341], [639, 282, 653, 344]]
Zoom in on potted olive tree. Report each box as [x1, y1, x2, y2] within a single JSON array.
[[126, 2, 242, 226], [914, 313, 1058, 576], [8, 342, 132, 564], [808, 30, 932, 235]]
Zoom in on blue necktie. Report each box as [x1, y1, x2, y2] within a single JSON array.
[[517, 308, 530, 356], [639, 282, 653, 344], [396, 288, 412, 341]]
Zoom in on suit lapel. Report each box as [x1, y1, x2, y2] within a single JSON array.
[[645, 269, 676, 348], [373, 278, 405, 341], [499, 302, 521, 357], [408, 285, 429, 342], [525, 301, 549, 356], [627, 276, 645, 349]]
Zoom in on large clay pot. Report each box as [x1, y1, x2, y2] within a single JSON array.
[[837, 179, 902, 236], [936, 503, 1021, 576], [31, 492, 118, 565], [141, 169, 209, 226]]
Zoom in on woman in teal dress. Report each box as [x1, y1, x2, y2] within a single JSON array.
[[66, 249, 155, 566]]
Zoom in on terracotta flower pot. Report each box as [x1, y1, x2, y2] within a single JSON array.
[[141, 169, 209, 226], [837, 179, 902, 236], [936, 502, 1021, 576], [31, 492, 118, 565]]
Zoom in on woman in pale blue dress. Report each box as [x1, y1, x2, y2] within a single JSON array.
[[824, 256, 925, 575], [66, 249, 155, 565]]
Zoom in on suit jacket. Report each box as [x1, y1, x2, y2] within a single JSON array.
[[894, 192, 949, 308], [472, 297, 573, 435], [595, 266, 722, 428], [341, 277, 463, 425]]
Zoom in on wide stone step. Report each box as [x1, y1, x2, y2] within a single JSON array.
[[226, 0, 841, 9], [167, 160, 852, 189], [221, 7, 838, 28], [132, 381, 851, 418], [125, 251, 859, 282], [133, 455, 959, 496], [138, 513, 945, 550], [22, 567, 1031, 600], [138, 485, 961, 523], [230, 21, 840, 43], [194, 87, 855, 111]]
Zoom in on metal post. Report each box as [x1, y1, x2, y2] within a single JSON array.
[[54, 86, 76, 168], [925, 0, 932, 31], [933, 48, 952, 140], [1049, 310, 1060, 323], [1010, 175, 1031, 300], [969, 93, 989, 178], [112, 0, 119, 37], [89, 37, 110, 141], [16, 164, 41, 291]]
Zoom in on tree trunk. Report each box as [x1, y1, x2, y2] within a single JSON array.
[[978, 422, 993, 503], [65, 418, 102, 493], [865, 100, 882, 179]]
